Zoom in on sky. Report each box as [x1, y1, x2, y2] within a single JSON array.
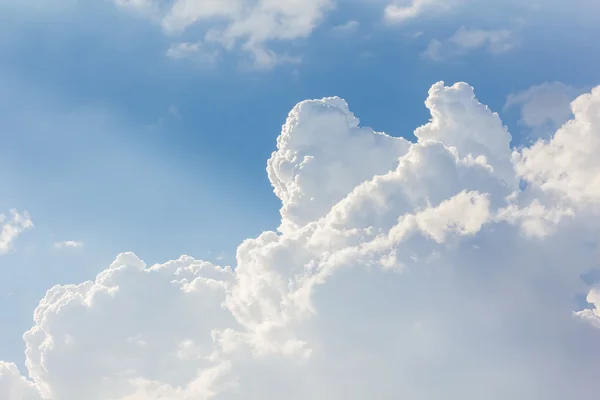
[[1, 0, 600, 399]]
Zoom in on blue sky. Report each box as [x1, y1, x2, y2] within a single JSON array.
[[1, 0, 600, 390]]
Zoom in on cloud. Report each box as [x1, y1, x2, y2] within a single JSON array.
[[382, 0, 565, 24], [0, 209, 33, 255], [516, 84, 600, 205], [331, 20, 360, 37], [267, 96, 411, 233], [116, 0, 334, 68], [423, 26, 516, 60], [0, 362, 40, 400], [166, 41, 221, 65], [114, 0, 153, 11], [385, 0, 465, 22], [2, 81, 600, 399], [505, 82, 587, 138], [53, 241, 84, 249]]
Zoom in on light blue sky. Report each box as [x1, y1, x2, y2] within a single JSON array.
[[1, 0, 600, 372]]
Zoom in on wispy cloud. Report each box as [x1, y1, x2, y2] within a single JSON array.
[[385, 0, 465, 23], [116, 0, 334, 69], [54, 240, 84, 249], [423, 26, 516, 60], [165, 41, 221, 65], [331, 20, 360, 37], [0, 210, 33, 255]]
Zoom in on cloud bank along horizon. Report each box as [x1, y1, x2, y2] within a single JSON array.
[[2, 81, 600, 399]]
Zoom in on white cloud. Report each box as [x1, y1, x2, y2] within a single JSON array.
[[109, 0, 595, 67], [385, 0, 465, 22], [267, 96, 411, 233], [505, 82, 586, 138], [3, 81, 600, 399], [578, 289, 600, 329], [114, 0, 153, 10], [53, 241, 84, 249], [166, 41, 203, 59], [166, 41, 221, 65], [0, 362, 40, 400], [382, 0, 557, 24], [0, 209, 33, 255], [423, 26, 516, 60], [331, 20, 360, 36], [117, 0, 334, 68], [516, 84, 600, 205]]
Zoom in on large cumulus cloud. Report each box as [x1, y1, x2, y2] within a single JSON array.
[[2, 81, 600, 399]]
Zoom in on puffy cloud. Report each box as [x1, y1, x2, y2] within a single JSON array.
[[267, 96, 411, 233], [516, 85, 600, 205], [20, 253, 237, 400], [0, 362, 40, 400], [505, 82, 587, 138], [53, 241, 84, 249], [3, 81, 600, 399], [577, 289, 600, 328], [0, 209, 33, 255], [423, 26, 516, 60]]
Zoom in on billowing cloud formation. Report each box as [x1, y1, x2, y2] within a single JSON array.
[[516, 85, 600, 205], [267, 96, 411, 233], [0, 209, 33, 255], [2, 81, 600, 399]]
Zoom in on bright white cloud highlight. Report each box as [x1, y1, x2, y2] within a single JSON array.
[[423, 26, 515, 60], [2, 81, 600, 399], [0, 209, 33, 255]]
